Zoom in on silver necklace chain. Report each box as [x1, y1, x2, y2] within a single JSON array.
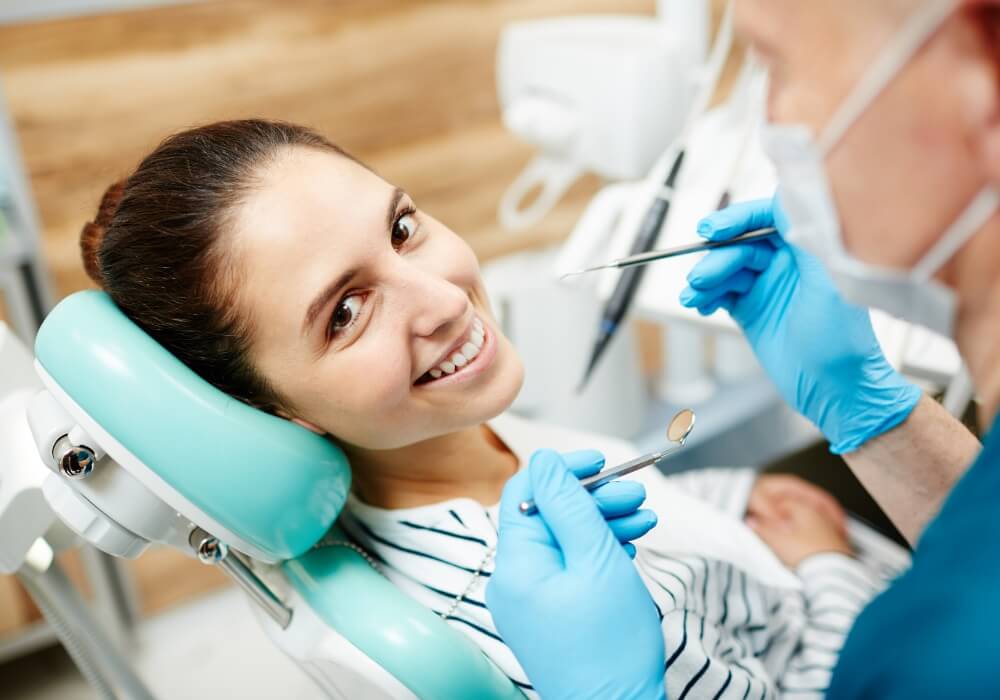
[[316, 538, 495, 620], [443, 545, 496, 619]]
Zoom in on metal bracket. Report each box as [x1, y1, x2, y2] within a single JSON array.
[[188, 527, 292, 629]]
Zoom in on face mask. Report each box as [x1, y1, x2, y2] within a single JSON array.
[[760, 0, 998, 338]]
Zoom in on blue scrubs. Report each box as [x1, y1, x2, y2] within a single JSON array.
[[829, 417, 1000, 698]]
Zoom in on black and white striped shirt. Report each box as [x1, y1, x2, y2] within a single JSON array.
[[340, 414, 909, 699]]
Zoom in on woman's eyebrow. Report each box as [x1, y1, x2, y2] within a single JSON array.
[[386, 186, 405, 230], [303, 268, 358, 336], [301, 187, 405, 337]]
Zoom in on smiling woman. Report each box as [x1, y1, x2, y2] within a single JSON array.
[[80, 118, 905, 699], [81, 119, 525, 503]]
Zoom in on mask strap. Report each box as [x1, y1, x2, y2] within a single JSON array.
[[819, 0, 955, 154], [681, 0, 735, 138], [913, 186, 1000, 278]]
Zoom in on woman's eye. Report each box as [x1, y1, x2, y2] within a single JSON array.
[[330, 294, 363, 336], [391, 212, 418, 249]]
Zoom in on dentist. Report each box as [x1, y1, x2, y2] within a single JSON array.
[[487, 1, 1000, 697]]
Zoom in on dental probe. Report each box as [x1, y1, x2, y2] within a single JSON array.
[[517, 447, 682, 516], [519, 409, 696, 516], [559, 226, 777, 280]]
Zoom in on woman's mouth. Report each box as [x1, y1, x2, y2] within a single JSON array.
[[415, 315, 495, 387]]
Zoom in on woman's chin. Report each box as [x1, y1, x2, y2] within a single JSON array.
[[478, 336, 524, 414], [421, 340, 523, 438]]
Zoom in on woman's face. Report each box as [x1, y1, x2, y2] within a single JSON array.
[[230, 146, 524, 449]]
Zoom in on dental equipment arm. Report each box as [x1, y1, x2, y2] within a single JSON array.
[[0, 322, 156, 700], [679, 197, 972, 544], [487, 450, 665, 700]]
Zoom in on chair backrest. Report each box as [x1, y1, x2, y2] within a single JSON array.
[[281, 527, 525, 700], [34, 290, 350, 560], [35, 291, 524, 699]]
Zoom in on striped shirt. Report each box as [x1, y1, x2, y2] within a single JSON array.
[[339, 414, 910, 698]]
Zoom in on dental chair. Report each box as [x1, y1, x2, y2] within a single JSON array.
[[13, 290, 523, 700]]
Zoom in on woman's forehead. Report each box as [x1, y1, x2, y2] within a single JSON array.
[[241, 147, 387, 234], [229, 147, 392, 330]]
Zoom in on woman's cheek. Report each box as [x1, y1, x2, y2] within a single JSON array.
[[425, 217, 480, 277], [306, 345, 407, 420], [346, 349, 412, 407]]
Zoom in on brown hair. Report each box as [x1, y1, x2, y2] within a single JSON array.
[[80, 119, 353, 412]]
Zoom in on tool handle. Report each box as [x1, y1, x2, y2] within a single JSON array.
[[613, 227, 777, 269], [518, 447, 680, 515]]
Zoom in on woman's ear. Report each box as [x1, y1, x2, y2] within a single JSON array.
[[290, 417, 326, 435], [273, 407, 325, 435]]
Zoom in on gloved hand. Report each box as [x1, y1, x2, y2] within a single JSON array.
[[679, 195, 922, 453], [487, 449, 665, 700], [564, 449, 658, 558]]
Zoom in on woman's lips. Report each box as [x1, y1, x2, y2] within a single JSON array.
[[414, 316, 497, 388]]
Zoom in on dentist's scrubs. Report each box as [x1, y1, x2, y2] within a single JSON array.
[[828, 415, 1000, 697], [486, 2, 1000, 698]]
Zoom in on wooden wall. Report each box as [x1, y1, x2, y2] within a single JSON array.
[[0, 0, 658, 300]]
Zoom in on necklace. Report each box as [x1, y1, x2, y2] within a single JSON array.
[[316, 538, 495, 620]]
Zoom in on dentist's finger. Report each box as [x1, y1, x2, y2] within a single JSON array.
[[606, 509, 658, 543], [590, 480, 647, 519], [696, 198, 776, 241], [563, 449, 606, 479], [681, 269, 759, 310], [686, 243, 775, 290]]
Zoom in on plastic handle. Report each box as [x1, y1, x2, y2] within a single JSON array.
[[498, 154, 584, 232]]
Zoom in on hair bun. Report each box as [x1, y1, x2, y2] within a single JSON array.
[[80, 180, 126, 287]]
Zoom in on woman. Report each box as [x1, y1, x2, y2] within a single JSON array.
[[80, 119, 904, 697]]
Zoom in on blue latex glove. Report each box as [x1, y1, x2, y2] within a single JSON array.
[[565, 449, 658, 558], [679, 195, 922, 453], [487, 449, 666, 700]]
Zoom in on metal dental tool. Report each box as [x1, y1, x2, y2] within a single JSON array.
[[518, 409, 696, 516], [559, 227, 777, 280]]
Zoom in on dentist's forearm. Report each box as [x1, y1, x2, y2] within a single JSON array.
[[843, 395, 980, 544]]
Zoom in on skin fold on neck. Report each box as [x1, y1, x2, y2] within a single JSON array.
[[343, 423, 521, 510], [953, 216, 1000, 427]]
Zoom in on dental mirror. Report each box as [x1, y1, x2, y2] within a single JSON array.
[[519, 409, 697, 515], [666, 408, 696, 444]]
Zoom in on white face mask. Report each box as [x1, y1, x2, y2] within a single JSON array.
[[760, 0, 999, 338]]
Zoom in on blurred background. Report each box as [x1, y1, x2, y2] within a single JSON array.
[[0, 1, 669, 697]]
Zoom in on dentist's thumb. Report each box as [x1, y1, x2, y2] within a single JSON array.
[[527, 449, 621, 565]]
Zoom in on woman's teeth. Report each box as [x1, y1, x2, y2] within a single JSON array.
[[422, 317, 486, 383]]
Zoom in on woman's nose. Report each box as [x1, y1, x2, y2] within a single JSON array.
[[394, 263, 470, 338]]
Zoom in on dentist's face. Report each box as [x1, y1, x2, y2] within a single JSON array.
[[738, 0, 999, 279], [231, 147, 524, 449]]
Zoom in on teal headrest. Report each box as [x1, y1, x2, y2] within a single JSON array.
[[35, 291, 351, 561]]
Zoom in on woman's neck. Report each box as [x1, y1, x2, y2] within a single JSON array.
[[344, 423, 520, 510]]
